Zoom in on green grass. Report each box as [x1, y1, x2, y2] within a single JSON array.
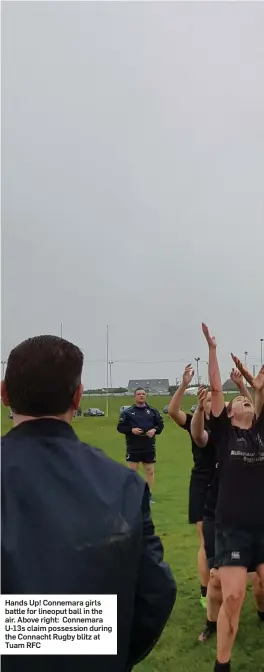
[[1, 396, 263, 672]]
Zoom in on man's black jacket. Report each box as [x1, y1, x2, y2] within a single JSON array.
[[1, 419, 176, 672], [117, 405, 164, 451]]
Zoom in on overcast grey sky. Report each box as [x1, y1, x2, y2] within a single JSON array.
[[2, 1, 264, 388]]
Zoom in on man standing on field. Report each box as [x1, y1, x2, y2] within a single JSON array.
[[117, 388, 164, 504]]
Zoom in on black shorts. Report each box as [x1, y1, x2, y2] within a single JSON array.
[[215, 525, 264, 571], [203, 519, 215, 569], [126, 449, 156, 464], [189, 473, 209, 524]]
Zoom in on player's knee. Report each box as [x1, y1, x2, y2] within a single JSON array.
[[128, 462, 139, 472], [257, 576, 264, 595], [257, 563, 264, 581], [210, 569, 221, 589], [143, 464, 154, 476], [196, 522, 204, 544], [250, 572, 261, 593], [223, 588, 245, 613]]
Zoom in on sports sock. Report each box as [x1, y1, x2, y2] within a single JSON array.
[[201, 585, 207, 598], [214, 662, 231, 671], [257, 610, 264, 621], [199, 619, 217, 642], [206, 619, 217, 632]]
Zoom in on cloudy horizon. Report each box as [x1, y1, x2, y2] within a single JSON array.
[[2, 1, 264, 388]]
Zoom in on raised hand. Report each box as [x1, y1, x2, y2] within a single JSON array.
[[230, 355, 253, 387], [231, 355, 264, 391], [253, 366, 264, 392], [182, 364, 194, 387], [230, 368, 243, 385], [197, 387, 208, 410], [202, 323, 217, 348]]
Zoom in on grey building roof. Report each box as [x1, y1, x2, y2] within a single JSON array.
[[128, 379, 169, 390], [222, 378, 237, 391]]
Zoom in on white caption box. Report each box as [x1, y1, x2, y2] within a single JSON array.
[[0, 595, 117, 655]]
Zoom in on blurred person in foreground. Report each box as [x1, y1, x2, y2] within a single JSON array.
[[1, 335, 176, 672]]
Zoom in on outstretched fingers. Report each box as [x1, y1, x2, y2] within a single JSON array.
[[254, 366, 264, 393], [230, 368, 242, 382], [202, 323, 210, 340], [183, 364, 195, 380], [201, 323, 217, 348], [231, 354, 253, 386], [197, 387, 208, 405]]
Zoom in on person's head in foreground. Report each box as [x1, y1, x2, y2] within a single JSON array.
[[1, 335, 84, 426], [134, 388, 147, 406], [226, 395, 256, 427]]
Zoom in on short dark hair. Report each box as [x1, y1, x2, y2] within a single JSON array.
[[134, 388, 146, 394], [5, 335, 83, 416]]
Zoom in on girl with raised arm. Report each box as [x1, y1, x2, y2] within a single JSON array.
[[168, 364, 215, 608], [202, 323, 264, 672]]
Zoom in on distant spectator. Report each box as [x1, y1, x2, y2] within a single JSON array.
[[1, 335, 176, 672]]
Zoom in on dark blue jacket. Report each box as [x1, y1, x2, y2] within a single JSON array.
[[117, 405, 164, 451], [1, 419, 176, 672]]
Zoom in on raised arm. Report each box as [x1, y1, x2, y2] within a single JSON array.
[[168, 364, 194, 426], [254, 367, 264, 420], [191, 387, 210, 448], [230, 368, 254, 405], [231, 356, 264, 420], [202, 323, 225, 417]]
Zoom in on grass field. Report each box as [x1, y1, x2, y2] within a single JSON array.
[[1, 396, 263, 672]]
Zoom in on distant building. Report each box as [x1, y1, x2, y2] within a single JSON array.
[[222, 378, 237, 392], [184, 386, 199, 396], [128, 379, 169, 395], [222, 378, 253, 394]]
